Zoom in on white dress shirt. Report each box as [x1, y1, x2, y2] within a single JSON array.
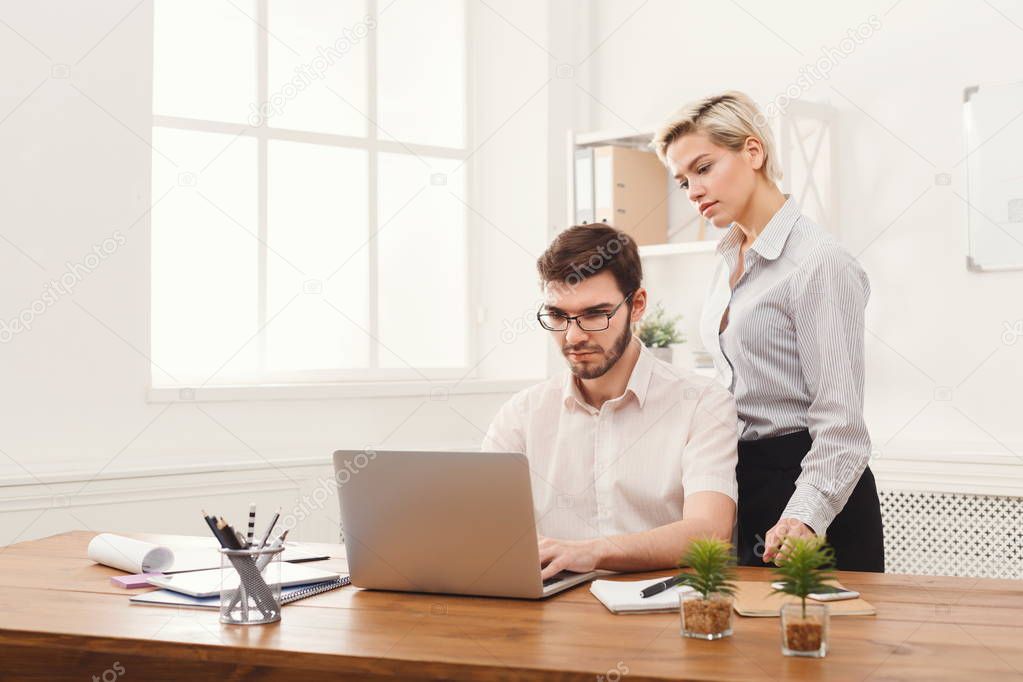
[[699, 194, 872, 535], [482, 342, 738, 541]]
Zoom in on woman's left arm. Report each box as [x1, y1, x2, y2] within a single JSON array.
[[782, 244, 873, 537]]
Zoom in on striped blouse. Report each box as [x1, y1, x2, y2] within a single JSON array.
[[698, 194, 872, 535]]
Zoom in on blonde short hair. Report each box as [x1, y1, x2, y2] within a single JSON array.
[[651, 90, 782, 183]]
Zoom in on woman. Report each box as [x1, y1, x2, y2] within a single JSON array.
[[652, 91, 884, 572]]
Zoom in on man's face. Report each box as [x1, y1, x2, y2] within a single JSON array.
[[541, 271, 641, 380]]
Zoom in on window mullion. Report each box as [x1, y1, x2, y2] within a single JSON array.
[[367, 0, 380, 371], [256, 0, 269, 372]]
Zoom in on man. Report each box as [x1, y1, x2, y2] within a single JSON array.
[[482, 224, 739, 582]]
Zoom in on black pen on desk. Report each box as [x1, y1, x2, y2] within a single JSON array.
[[640, 575, 683, 598]]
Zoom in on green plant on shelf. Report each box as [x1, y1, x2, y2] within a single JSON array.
[[637, 304, 685, 348]]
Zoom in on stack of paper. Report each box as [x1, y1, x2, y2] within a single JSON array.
[[590, 577, 694, 614]]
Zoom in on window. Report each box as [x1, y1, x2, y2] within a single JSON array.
[[150, 0, 470, 387]]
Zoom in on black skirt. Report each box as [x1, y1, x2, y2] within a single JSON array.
[[735, 430, 885, 572]]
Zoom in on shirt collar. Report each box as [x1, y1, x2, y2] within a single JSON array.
[[561, 338, 653, 411], [716, 194, 799, 263]]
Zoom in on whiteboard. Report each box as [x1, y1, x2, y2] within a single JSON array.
[[964, 81, 1023, 271]]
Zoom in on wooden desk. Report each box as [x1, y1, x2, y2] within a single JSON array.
[[1, 531, 1021, 681]]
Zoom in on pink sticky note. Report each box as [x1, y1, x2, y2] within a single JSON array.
[[111, 573, 161, 589]]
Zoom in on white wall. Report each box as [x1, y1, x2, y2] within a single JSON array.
[[0, 0, 556, 544], [582, 0, 1023, 477], [6, 0, 1022, 548]]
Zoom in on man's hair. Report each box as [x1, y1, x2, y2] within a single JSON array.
[[536, 223, 642, 295]]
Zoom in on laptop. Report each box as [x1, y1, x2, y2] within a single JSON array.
[[332, 449, 600, 599]]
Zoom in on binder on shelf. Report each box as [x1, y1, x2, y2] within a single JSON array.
[[572, 145, 668, 246], [574, 147, 595, 224]]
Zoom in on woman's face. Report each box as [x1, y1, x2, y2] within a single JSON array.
[[664, 131, 758, 229]]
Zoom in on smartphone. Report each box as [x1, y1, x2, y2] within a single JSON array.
[[770, 582, 860, 601]]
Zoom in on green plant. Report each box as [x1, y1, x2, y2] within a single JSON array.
[[675, 538, 737, 600], [637, 304, 685, 348], [770, 537, 837, 618]]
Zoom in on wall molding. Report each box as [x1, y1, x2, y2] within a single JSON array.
[[3, 443, 1021, 546], [871, 442, 1023, 497], [5, 443, 1023, 500]]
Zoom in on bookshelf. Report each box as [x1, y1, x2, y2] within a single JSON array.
[[567, 126, 720, 257]]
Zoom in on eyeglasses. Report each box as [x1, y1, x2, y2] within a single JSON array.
[[537, 291, 635, 332]]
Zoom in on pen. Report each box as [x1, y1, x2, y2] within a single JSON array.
[[256, 507, 281, 549], [246, 503, 256, 547], [640, 575, 683, 598]]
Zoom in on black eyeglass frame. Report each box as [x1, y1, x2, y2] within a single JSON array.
[[536, 290, 636, 332]]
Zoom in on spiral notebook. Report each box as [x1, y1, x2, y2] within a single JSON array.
[[130, 576, 350, 609], [146, 562, 341, 598]]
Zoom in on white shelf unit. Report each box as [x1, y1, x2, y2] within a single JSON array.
[[567, 126, 720, 254]]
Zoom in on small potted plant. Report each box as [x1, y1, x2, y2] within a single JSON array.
[[637, 304, 685, 363], [771, 536, 836, 658], [675, 538, 737, 640]]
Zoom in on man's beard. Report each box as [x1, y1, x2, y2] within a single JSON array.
[[562, 321, 633, 380]]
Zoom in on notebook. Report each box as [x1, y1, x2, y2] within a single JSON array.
[[131, 577, 350, 609], [146, 562, 341, 598], [590, 577, 695, 614], [732, 581, 876, 617]]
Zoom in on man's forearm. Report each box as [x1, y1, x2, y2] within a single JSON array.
[[594, 516, 731, 573]]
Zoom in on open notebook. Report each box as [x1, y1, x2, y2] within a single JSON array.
[[590, 577, 695, 614], [131, 576, 349, 609]]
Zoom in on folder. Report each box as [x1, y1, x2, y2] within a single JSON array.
[[574, 147, 595, 224], [732, 581, 876, 617]]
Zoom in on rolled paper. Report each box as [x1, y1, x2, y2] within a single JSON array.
[[87, 533, 174, 574]]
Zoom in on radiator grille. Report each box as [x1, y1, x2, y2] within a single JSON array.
[[879, 490, 1022, 579]]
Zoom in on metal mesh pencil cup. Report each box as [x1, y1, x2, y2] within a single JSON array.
[[219, 545, 284, 625]]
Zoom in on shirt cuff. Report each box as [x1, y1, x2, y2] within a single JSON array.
[[684, 476, 738, 503], [782, 483, 836, 536]]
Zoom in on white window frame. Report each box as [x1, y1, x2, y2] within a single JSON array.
[[150, 0, 479, 392]]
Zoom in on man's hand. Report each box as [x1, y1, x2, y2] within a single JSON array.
[[762, 517, 816, 564], [537, 535, 609, 581]]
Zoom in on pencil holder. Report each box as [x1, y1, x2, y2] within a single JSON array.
[[219, 545, 284, 625]]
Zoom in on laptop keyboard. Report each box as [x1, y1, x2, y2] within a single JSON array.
[[542, 570, 580, 587]]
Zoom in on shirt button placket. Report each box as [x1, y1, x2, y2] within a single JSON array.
[[593, 408, 613, 536]]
